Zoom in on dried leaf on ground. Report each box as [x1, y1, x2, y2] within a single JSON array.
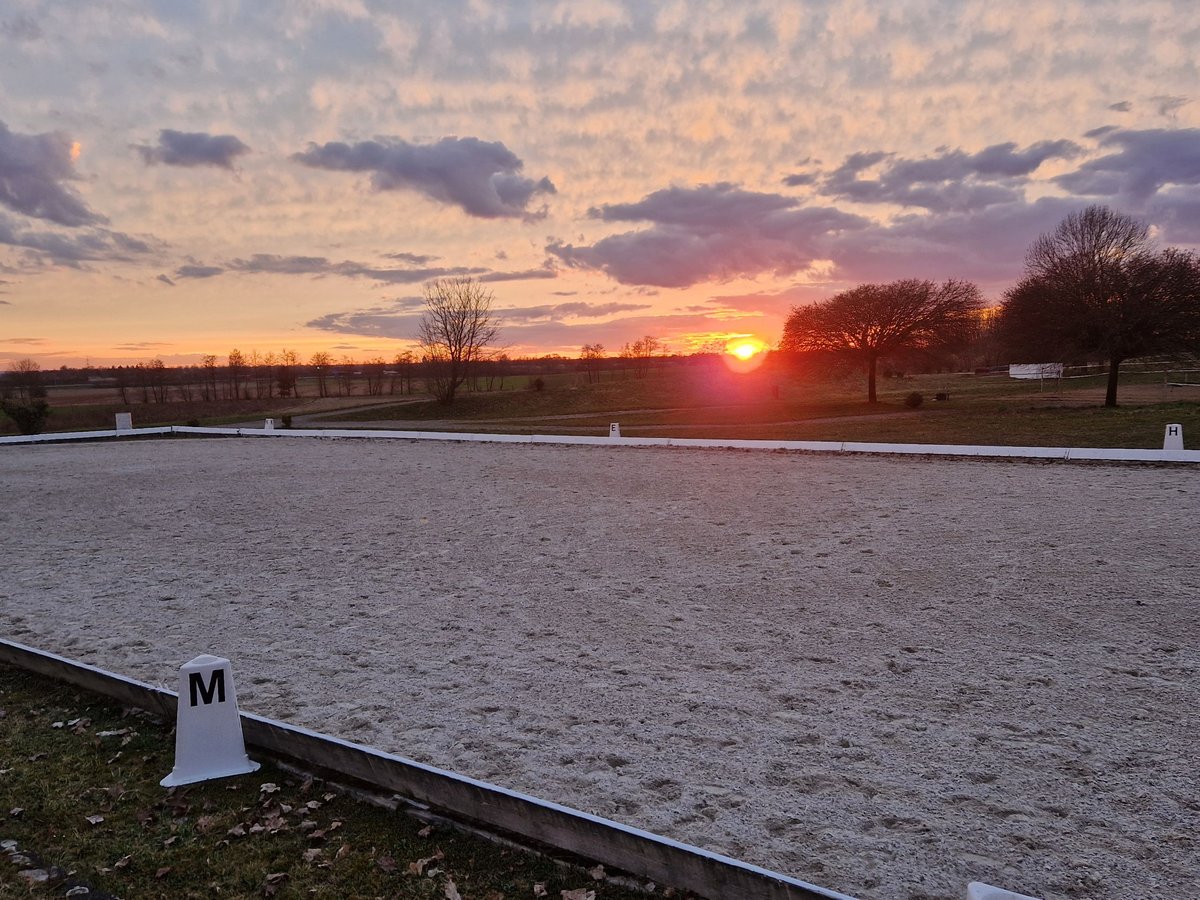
[[444, 879, 463, 900], [560, 890, 596, 900]]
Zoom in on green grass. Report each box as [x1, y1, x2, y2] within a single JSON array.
[[316, 368, 1200, 450], [0, 665, 659, 900]]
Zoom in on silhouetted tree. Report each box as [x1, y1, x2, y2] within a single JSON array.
[[1, 359, 49, 434], [417, 276, 499, 404], [581, 343, 606, 383], [781, 279, 982, 403], [999, 205, 1200, 406]]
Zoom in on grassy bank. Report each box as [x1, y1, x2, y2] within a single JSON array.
[[0, 664, 658, 900]]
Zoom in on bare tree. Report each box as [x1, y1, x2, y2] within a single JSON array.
[[1000, 205, 1200, 406], [781, 279, 982, 403], [227, 348, 247, 399], [310, 350, 331, 398], [416, 276, 500, 404], [277, 348, 300, 397], [581, 343, 606, 383], [0, 359, 49, 434], [619, 335, 661, 379]]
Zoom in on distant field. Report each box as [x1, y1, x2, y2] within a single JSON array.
[[6, 366, 1199, 449], [316, 368, 1200, 450]]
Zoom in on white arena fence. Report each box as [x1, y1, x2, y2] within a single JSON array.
[[0, 638, 856, 900], [0, 422, 1197, 463]]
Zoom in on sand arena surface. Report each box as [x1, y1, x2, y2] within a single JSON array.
[[2, 437, 1198, 900]]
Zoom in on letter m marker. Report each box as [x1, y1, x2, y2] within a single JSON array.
[[189, 669, 226, 706]]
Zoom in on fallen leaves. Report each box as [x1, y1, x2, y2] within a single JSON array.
[[84, 814, 104, 826], [560, 890, 596, 900], [444, 879, 463, 900]]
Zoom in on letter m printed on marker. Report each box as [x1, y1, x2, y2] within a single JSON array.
[[189, 669, 226, 706]]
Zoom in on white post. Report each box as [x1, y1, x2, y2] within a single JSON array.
[[161, 655, 259, 787], [1163, 423, 1183, 451], [115, 413, 133, 432], [609, 422, 621, 439], [264, 418, 275, 431]]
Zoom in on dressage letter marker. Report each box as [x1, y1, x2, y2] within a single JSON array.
[[161, 654, 259, 787], [1164, 423, 1183, 451]]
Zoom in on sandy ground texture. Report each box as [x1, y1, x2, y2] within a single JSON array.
[[2, 437, 1197, 900]]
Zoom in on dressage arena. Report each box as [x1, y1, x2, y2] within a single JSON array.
[[2, 438, 1197, 899]]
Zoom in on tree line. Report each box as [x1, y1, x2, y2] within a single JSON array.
[[780, 205, 1200, 407]]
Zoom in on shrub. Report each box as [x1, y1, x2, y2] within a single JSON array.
[[904, 391, 924, 409], [529, 376, 545, 392], [281, 414, 293, 428], [0, 400, 50, 435]]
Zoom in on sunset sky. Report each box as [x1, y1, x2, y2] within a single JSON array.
[[2, 1, 1198, 368]]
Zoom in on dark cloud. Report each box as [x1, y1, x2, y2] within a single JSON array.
[[1056, 128, 1200, 203], [0, 211, 152, 267], [1151, 95, 1190, 119], [495, 301, 651, 323], [781, 173, 817, 187], [549, 183, 867, 288], [821, 140, 1080, 212], [156, 273, 175, 286], [824, 195, 1087, 286], [292, 135, 555, 219], [1108, 101, 1132, 113], [1148, 186, 1200, 244], [479, 261, 558, 282], [175, 264, 224, 279], [382, 251, 437, 264], [1, 15, 42, 41], [228, 253, 484, 283], [136, 129, 250, 169], [306, 300, 424, 338], [0, 120, 106, 226], [172, 253, 557, 285]]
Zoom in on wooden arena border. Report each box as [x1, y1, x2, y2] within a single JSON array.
[[2, 422, 1199, 463], [0, 638, 857, 900]]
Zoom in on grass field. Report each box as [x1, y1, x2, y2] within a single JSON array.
[[317, 367, 1200, 450], [6, 364, 1199, 449], [0, 664, 656, 900]]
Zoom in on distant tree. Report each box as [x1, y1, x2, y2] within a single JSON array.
[[999, 205, 1200, 407], [780, 279, 983, 403], [277, 348, 299, 398], [619, 335, 661, 379], [416, 276, 500, 405], [581, 343, 606, 383], [200, 354, 219, 401], [392, 350, 417, 395], [1, 359, 50, 434], [310, 350, 331, 397], [227, 348, 247, 399]]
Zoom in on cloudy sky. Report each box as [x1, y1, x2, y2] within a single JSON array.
[[2, 1, 1198, 367]]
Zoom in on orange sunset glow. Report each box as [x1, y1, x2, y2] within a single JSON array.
[[0, 4, 1196, 370]]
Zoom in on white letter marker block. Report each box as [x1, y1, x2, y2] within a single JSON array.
[[265, 418, 275, 431], [609, 422, 621, 439], [967, 883, 1042, 900], [115, 413, 133, 432], [1164, 423, 1183, 451], [161, 654, 260, 787]]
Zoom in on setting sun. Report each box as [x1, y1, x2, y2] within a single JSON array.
[[723, 337, 768, 373]]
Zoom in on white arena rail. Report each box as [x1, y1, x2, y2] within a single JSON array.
[[0, 422, 1197, 463]]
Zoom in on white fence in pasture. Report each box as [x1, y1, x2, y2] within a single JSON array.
[[1, 419, 1197, 464]]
